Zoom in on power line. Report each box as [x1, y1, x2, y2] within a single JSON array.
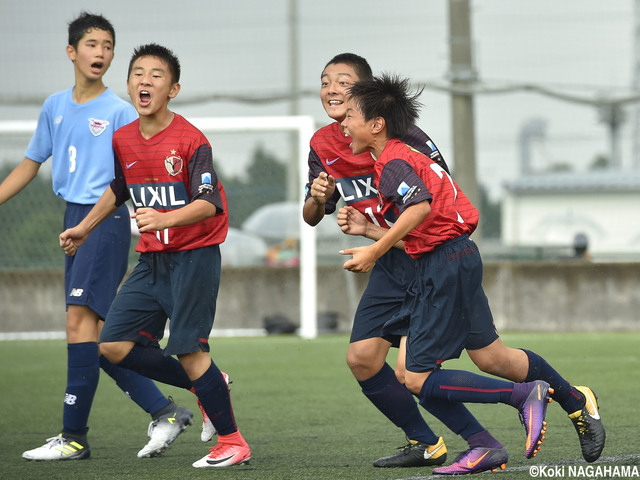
[[2, 79, 638, 109]]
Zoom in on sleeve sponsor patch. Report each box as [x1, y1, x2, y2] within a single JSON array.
[[397, 181, 418, 204]]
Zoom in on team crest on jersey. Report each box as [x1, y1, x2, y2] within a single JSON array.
[[88, 118, 109, 136], [165, 150, 184, 176]]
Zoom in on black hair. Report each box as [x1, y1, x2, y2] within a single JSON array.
[[128, 43, 181, 84], [348, 73, 423, 139], [68, 11, 115, 49], [322, 53, 373, 81]]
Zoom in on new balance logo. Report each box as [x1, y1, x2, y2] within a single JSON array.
[[64, 393, 78, 405], [69, 288, 84, 297]]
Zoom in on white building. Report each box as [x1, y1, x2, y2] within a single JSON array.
[[501, 170, 640, 260]]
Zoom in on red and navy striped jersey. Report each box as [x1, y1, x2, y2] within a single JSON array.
[[305, 122, 449, 228], [111, 114, 228, 253], [375, 139, 478, 258]]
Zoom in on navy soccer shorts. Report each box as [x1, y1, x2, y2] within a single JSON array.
[[100, 244, 221, 356], [388, 235, 499, 372], [349, 247, 416, 346], [64, 202, 130, 320]]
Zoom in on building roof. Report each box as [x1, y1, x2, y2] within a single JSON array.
[[504, 169, 640, 193]]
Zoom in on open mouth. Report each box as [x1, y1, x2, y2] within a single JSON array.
[[91, 62, 104, 72], [139, 90, 151, 107]]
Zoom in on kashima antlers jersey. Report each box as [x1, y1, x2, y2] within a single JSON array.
[[305, 122, 449, 228], [375, 138, 478, 258], [111, 114, 228, 253]]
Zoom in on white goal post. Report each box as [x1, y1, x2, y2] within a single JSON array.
[[0, 116, 319, 339]]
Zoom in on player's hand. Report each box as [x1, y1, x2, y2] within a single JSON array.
[[59, 227, 88, 256], [340, 246, 377, 273], [310, 172, 335, 206], [133, 207, 166, 233], [337, 206, 368, 237]]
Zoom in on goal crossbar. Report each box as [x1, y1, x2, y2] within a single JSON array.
[[0, 115, 319, 339]]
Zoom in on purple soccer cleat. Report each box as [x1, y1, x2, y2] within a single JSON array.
[[432, 447, 508, 475], [520, 380, 553, 459]]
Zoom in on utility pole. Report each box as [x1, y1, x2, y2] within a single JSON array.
[[287, 0, 300, 201], [447, 0, 481, 240], [633, 0, 640, 169]]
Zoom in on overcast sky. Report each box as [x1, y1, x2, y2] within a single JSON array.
[[0, 0, 636, 199]]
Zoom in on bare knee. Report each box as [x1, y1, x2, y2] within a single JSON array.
[[404, 373, 427, 396], [394, 366, 406, 385], [468, 340, 528, 382], [346, 339, 389, 382], [346, 347, 377, 380], [99, 341, 133, 364], [66, 305, 99, 343]]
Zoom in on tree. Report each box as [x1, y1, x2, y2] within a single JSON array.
[[216, 144, 287, 229], [479, 185, 501, 239], [0, 165, 66, 268], [589, 154, 609, 170]]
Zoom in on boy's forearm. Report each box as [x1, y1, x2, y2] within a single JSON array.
[[371, 202, 430, 259], [78, 187, 119, 234], [162, 198, 217, 228], [0, 158, 40, 205], [364, 222, 405, 249], [303, 197, 325, 226]]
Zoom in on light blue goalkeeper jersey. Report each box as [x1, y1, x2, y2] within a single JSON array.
[[25, 87, 137, 204]]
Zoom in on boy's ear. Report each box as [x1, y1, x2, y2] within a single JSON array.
[[66, 45, 76, 62], [372, 116, 385, 135], [168, 82, 181, 99]]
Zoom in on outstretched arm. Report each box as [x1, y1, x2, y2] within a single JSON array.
[[0, 158, 41, 206], [340, 201, 430, 273]]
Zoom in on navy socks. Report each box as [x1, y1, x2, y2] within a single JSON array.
[[522, 349, 584, 413], [192, 361, 237, 436], [99, 355, 168, 416], [420, 398, 485, 441], [420, 369, 516, 405], [359, 363, 439, 444], [63, 342, 100, 436], [117, 344, 192, 390]]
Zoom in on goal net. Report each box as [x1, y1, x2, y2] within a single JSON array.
[[0, 116, 340, 339]]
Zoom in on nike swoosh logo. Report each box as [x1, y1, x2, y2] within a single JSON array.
[[466, 450, 490, 469], [326, 157, 340, 165], [207, 453, 237, 465], [424, 442, 444, 460], [526, 404, 534, 450], [126, 161, 138, 169], [585, 394, 600, 420]]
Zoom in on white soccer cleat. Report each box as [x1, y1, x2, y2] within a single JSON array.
[[137, 401, 193, 458], [22, 434, 90, 461]]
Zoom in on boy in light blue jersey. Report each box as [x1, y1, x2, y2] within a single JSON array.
[[0, 12, 194, 461]]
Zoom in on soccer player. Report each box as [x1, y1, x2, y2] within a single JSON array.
[[340, 73, 604, 474], [59, 43, 251, 468], [0, 12, 192, 461], [305, 53, 516, 471], [338, 76, 605, 467]]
